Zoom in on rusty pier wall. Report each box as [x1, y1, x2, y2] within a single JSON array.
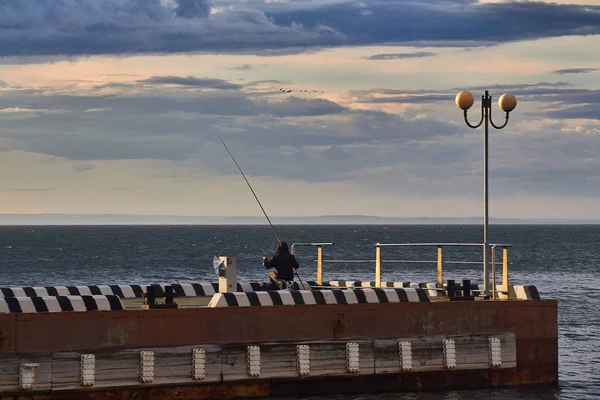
[[0, 299, 558, 399]]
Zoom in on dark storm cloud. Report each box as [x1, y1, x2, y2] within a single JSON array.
[[174, 0, 211, 18], [552, 68, 599, 75], [265, 1, 600, 47], [363, 52, 437, 60], [1, 0, 599, 57], [139, 76, 243, 89]]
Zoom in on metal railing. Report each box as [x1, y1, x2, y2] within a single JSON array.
[[291, 241, 512, 299], [491, 244, 510, 300], [375, 242, 511, 299], [290, 242, 334, 285]]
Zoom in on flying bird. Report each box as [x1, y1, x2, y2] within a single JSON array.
[[278, 88, 324, 94]]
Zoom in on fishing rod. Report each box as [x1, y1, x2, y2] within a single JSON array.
[[218, 135, 307, 289], [294, 269, 307, 290], [218, 135, 281, 245]]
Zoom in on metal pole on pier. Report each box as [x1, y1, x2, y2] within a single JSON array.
[[455, 90, 517, 296]]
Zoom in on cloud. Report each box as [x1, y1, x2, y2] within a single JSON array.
[[546, 104, 600, 120], [230, 64, 253, 70], [354, 82, 573, 97], [139, 76, 243, 89], [359, 94, 452, 104], [0, 80, 354, 164], [72, 163, 95, 172], [4, 86, 347, 119], [174, 0, 211, 19], [3, 76, 600, 201], [1, 0, 599, 57], [552, 68, 599, 74], [0, 80, 460, 182], [4, 187, 57, 192], [0, 107, 66, 114], [354, 82, 600, 120], [268, 96, 346, 117], [363, 52, 437, 60], [84, 108, 112, 113], [2, 63, 600, 198], [245, 79, 287, 87]]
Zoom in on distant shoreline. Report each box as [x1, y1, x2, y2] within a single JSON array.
[[0, 214, 599, 225]]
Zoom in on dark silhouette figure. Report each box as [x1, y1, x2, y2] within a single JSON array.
[[263, 241, 299, 289]]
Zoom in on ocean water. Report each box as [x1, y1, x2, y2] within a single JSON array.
[[0, 224, 597, 400]]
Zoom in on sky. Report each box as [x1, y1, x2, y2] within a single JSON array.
[[1, 0, 600, 220]]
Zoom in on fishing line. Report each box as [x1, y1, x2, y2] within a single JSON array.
[[219, 136, 308, 288], [219, 135, 309, 288], [218, 135, 281, 245]]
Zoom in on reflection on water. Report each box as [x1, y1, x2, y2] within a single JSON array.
[[282, 386, 562, 400]]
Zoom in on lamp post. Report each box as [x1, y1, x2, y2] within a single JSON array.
[[455, 90, 517, 296]]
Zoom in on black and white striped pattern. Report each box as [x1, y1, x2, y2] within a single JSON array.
[[0, 295, 124, 314], [0, 281, 540, 300], [208, 288, 430, 307], [320, 281, 440, 297], [135, 282, 312, 295], [0, 283, 220, 299], [169, 282, 311, 294], [323, 281, 432, 289], [469, 284, 541, 300], [0, 282, 299, 299], [0, 285, 147, 299], [514, 285, 541, 300]]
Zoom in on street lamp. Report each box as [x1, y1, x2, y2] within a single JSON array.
[[455, 90, 517, 296]]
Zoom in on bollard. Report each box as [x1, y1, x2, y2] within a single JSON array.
[[446, 280, 455, 299], [145, 285, 157, 307], [165, 285, 174, 305], [462, 279, 471, 298], [143, 285, 178, 309]]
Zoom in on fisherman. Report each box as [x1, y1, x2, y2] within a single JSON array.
[[262, 241, 299, 290]]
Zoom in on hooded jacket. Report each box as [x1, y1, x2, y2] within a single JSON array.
[[263, 241, 299, 281]]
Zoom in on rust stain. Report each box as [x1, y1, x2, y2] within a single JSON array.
[[2, 300, 557, 353], [269, 369, 557, 397], [0, 328, 6, 352], [103, 318, 133, 348], [333, 312, 345, 338], [1, 382, 270, 400]]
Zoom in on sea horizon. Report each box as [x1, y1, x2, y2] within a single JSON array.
[[1, 213, 600, 226]]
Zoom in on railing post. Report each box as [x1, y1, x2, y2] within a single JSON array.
[[502, 246, 509, 300], [437, 246, 443, 287], [316, 245, 323, 286], [491, 246, 496, 299], [375, 244, 381, 287]]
